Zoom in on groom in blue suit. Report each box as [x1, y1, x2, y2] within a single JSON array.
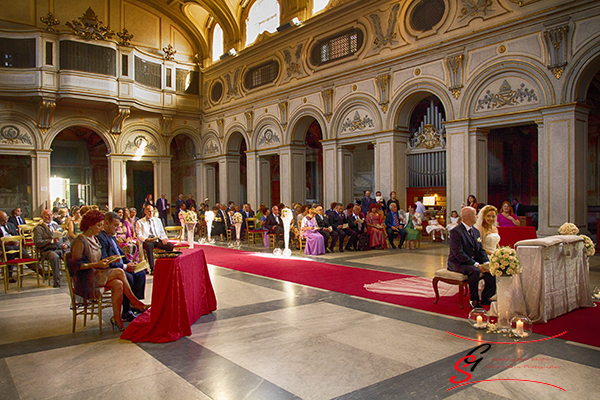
[[447, 207, 495, 308]]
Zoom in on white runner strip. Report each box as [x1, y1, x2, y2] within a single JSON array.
[[364, 277, 459, 298]]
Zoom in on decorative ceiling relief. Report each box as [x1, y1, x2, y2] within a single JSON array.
[[366, 3, 405, 56], [475, 79, 539, 112], [66, 8, 114, 40], [0, 126, 33, 145], [204, 140, 220, 156], [124, 135, 157, 154], [448, 0, 509, 31], [280, 43, 308, 84], [543, 23, 569, 79], [341, 111, 375, 133], [223, 68, 242, 103], [257, 129, 280, 147]]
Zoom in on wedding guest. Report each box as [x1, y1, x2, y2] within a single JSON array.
[[415, 196, 426, 218], [405, 205, 422, 250], [174, 194, 185, 225], [475, 205, 500, 256], [185, 194, 197, 211], [386, 191, 400, 213], [97, 211, 146, 323], [366, 203, 387, 250], [129, 207, 139, 226], [360, 191, 375, 216], [511, 197, 526, 217], [122, 207, 137, 241], [375, 191, 387, 213], [344, 203, 354, 218], [8, 207, 26, 227], [447, 206, 494, 308], [0, 211, 34, 282], [446, 210, 461, 232], [65, 205, 82, 242], [70, 210, 149, 331], [156, 193, 169, 227], [385, 203, 406, 249], [497, 201, 520, 227], [135, 205, 174, 273], [34, 209, 70, 287], [301, 208, 325, 255], [466, 194, 478, 211], [265, 205, 285, 247], [349, 205, 366, 235], [426, 217, 445, 241], [115, 212, 138, 261], [329, 203, 358, 252], [143, 194, 155, 209], [315, 205, 335, 253]]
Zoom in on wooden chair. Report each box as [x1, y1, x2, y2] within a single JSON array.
[[432, 269, 469, 309], [64, 254, 112, 334], [297, 220, 307, 252], [165, 226, 183, 241], [1, 235, 40, 291], [18, 224, 37, 258], [0, 261, 8, 293], [246, 218, 265, 246]]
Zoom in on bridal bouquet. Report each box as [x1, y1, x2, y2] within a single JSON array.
[[183, 210, 198, 223], [232, 212, 243, 224], [489, 246, 522, 276], [558, 222, 579, 235], [580, 234, 596, 257]]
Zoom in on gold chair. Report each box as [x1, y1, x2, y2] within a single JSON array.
[[165, 226, 183, 241], [297, 221, 307, 252], [1, 235, 40, 291], [245, 218, 264, 246], [18, 224, 37, 258], [64, 255, 112, 334], [0, 261, 8, 293]]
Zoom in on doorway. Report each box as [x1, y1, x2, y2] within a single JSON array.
[[127, 160, 154, 214]]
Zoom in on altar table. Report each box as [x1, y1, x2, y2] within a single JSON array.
[[121, 247, 217, 343]]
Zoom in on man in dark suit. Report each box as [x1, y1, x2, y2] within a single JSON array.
[[447, 207, 495, 308], [174, 194, 185, 225], [264, 205, 284, 247], [34, 209, 70, 287], [328, 203, 357, 252], [315, 205, 335, 253], [185, 194, 197, 211], [385, 203, 407, 249], [361, 191, 375, 216], [8, 207, 26, 227], [156, 193, 169, 227], [98, 212, 147, 322], [511, 198, 526, 217]]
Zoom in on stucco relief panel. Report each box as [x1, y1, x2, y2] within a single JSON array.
[[363, 3, 407, 57], [447, 0, 510, 32], [203, 138, 221, 156], [122, 133, 159, 155], [0, 124, 34, 148], [340, 108, 376, 134], [474, 78, 540, 113]]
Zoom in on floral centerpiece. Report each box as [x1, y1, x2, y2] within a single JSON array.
[[231, 212, 243, 224], [183, 210, 198, 223], [489, 246, 522, 276], [183, 210, 198, 248], [580, 234, 596, 257], [281, 207, 293, 221], [558, 222, 579, 235]]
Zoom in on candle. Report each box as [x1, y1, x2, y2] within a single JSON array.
[[476, 316, 483, 327], [516, 320, 524, 336]]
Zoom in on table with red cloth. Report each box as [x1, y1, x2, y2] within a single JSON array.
[[498, 226, 537, 248], [121, 247, 217, 343]]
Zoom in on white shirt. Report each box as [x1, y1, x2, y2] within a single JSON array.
[[135, 216, 168, 241]]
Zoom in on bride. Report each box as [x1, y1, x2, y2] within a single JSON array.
[[475, 205, 500, 256]]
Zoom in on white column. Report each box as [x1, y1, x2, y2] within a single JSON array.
[[204, 163, 217, 204], [322, 141, 338, 206], [33, 150, 52, 213], [469, 127, 489, 206], [538, 104, 589, 235], [375, 130, 410, 207], [445, 120, 470, 214], [279, 145, 306, 205], [107, 154, 128, 209], [194, 158, 204, 203], [337, 146, 353, 205], [259, 157, 271, 206], [217, 155, 241, 205], [246, 150, 259, 209]]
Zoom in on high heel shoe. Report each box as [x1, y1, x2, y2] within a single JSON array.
[[110, 317, 125, 332]]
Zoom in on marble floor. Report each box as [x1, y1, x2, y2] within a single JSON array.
[[1, 241, 599, 400]]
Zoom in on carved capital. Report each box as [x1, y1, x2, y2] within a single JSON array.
[[278, 101, 288, 128], [543, 24, 569, 79], [445, 54, 464, 99], [245, 110, 254, 134], [37, 99, 56, 130], [376, 74, 391, 113], [321, 88, 334, 120], [161, 116, 173, 137], [110, 107, 130, 135]]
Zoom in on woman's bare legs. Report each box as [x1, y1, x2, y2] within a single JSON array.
[[105, 278, 124, 328], [106, 268, 148, 322]]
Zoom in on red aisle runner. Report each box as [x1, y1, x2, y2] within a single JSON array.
[[201, 245, 600, 348]]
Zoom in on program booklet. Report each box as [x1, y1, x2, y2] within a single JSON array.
[[51, 230, 68, 239]]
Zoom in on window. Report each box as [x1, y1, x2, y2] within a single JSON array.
[[121, 54, 128, 76], [313, 0, 330, 14], [134, 56, 161, 89], [60, 41, 116, 76], [212, 23, 223, 62], [246, 0, 280, 46], [45, 42, 53, 65], [409, 0, 445, 32], [244, 61, 279, 90], [0, 38, 36, 68], [310, 29, 363, 66], [211, 81, 223, 103]]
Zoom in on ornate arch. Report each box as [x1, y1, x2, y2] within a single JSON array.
[[224, 123, 250, 153], [461, 59, 555, 119], [201, 131, 222, 157], [562, 39, 600, 103], [0, 111, 41, 149], [118, 122, 165, 155], [331, 95, 382, 139], [388, 79, 454, 129], [253, 116, 284, 150], [44, 117, 115, 152], [287, 105, 328, 144], [167, 129, 201, 156]]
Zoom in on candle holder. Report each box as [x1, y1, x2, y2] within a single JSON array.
[[468, 308, 489, 330], [510, 315, 532, 338], [273, 248, 282, 256]]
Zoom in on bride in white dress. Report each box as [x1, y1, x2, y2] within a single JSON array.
[[475, 205, 500, 256]]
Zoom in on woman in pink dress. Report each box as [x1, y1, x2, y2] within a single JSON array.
[[366, 203, 387, 250], [497, 201, 520, 227], [301, 209, 325, 255]]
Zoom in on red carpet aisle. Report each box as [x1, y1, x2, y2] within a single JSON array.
[[201, 245, 600, 348]]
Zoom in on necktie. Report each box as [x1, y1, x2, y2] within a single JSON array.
[[18, 216, 23, 225], [469, 228, 475, 241], [149, 219, 156, 237], [394, 213, 400, 227]]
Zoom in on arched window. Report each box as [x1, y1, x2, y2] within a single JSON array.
[[212, 24, 223, 62], [313, 0, 330, 15], [246, 0, 280, 46]]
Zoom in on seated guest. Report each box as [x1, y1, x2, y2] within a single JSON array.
[[315, 205, 336, 253], [0, 211, 35, 282], [344, 203, 354, 218], [301, 208, 325, 255], [426, 217, 445, 241], [332, 203, 358, 252], [349, 205, 366, 234], [446, 210, 461, 232], [405, 204, 422, 250], [265, 205, 284, 247], [115, 214, 138, 262], [70, 210, 149, 331], [98, 212, 147, 322], [366, 203, 387, 250], [475, 205, 500, 256], [211, 204, 227, 241], [65, 206, 82, 242], [135, 205, 174, 273], [8, 207, 26, 227], [385, 203, 406, 249], [466, 194, 478, 211], [34, 209, 70, 287], [511, 197, 526, 217], [375, 191, 387, 213], [259, 208, 270, 229], [143, 194, 155, 209], [497, 201, 520, 227], [447, 206, 495, 308]]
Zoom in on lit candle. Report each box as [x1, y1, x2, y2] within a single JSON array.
[[476, 316, 483, 327], [516, 320, 524, 336]]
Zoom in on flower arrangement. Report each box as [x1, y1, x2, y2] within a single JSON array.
[[183, 210, 198, 223], [489, 246, 522, 276], [232, 212, 243, 224], [558, 222, 579, 236], [281, 207, 293, 222], [580, 234, 596, 257]]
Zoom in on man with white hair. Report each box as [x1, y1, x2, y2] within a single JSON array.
[[447, 206, 495, 308]]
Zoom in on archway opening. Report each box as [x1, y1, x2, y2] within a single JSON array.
[[50, 127, 108, 208], [270, 154, 280, 206], [0, 155, 32, 215], [170, 134, 197, 223], [585, 69, 600, 237], [305, 121, 323, 205], [226, 132, 248, 206], [126, 160, 154, 214]]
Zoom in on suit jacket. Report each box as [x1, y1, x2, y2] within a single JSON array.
[[447, 223, 488, 272], [361, 197, 376, 216], [135, 216, 168, 241], [8, 216, 26, 227], [385, 212, 405, 229], [0, 221, 19, 237], [347, 213, 364, 233], [185, 199, 197, 210], [33, 222, 70, 254], [156, 197, 169, 215], [514, 203, 526, 217], [314, 213, 332, 230], [97, 230, 130, 269], [328, 210, 346, 230], [264, 213, 283, 232], [175, 199, 185, 213]]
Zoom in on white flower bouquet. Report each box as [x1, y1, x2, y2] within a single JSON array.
[[232, 212, 243, 224], [183, 210, 198, 223], [558, 222, 579, 235], [489, 246, 522, 277], [580, 234, 596, 257]]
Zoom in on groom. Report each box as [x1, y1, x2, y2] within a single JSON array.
[[447, 206, 495, 308]]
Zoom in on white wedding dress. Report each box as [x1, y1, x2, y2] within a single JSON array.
[[483, 232, 501, 254]]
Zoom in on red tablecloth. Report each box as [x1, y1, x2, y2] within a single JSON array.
[[121, 247, 217, 343], [498, 226, 537, 247]]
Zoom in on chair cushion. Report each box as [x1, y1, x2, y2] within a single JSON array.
[[434, 269, 467, 281], [7, 258, 38, 264]]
